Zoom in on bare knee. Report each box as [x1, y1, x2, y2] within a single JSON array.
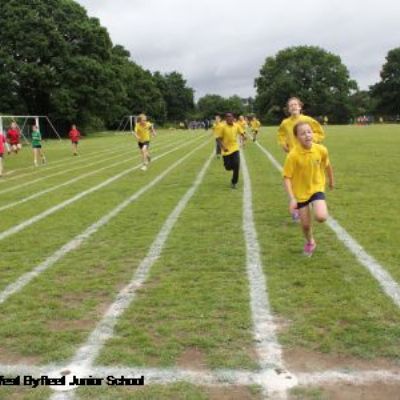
[[315, 215, 327, 223]]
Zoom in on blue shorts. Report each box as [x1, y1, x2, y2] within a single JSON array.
[[297, 192, 325, 209]]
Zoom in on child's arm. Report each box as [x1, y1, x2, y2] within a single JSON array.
[[283, 177, 298, 213], [326, 164, 334, 190]]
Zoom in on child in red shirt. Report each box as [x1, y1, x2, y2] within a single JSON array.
[[69, 124, 81, 156], [7, 122, 22, 154], [0, 131, 6, 176]]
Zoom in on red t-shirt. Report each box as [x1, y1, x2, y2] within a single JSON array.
[[0, 134, 5, 154], [7, 128, 20, 145], [69, 129, 81, 142]]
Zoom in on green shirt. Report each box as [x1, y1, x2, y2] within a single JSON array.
[[31, 130, 42, 147]]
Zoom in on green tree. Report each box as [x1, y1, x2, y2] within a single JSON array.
[[254, 46, 357, 124], [371, 48, 400, 115], [154, 71, 194, 122], [197, 94, 250, 119], [349, 90, 377, 117]]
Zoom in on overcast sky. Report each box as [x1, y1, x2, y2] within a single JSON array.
[[76, 0, 399, 100]]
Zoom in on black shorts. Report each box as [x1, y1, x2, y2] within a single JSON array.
[[72, 141, 79, 145], [138, 141, 150, 149], [32, 144, 42, 149], [0, 153, 3, 158], [297, 192, 326, 209]]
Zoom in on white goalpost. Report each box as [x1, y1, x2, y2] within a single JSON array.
[[115, 115, 139, 134], [0, 115, 62, 143]]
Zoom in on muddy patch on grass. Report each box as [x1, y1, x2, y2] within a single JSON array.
[[284, 347, 400, 372], [0, 346, 41, 365], [176, 347, 208, 370], [206, 385, 262, 400]]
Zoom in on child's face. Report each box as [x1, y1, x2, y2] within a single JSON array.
[[288, 99, 302, 116], [296, 124, 313, 148]]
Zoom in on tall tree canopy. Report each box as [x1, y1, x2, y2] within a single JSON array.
[[371, 48, 400, 115], [254, 46, 357, 124], [154, 71, 194, 122], [197, 94, 250, 118], [0, 0, 193, 131]]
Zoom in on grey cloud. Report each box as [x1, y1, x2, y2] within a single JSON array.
[[76, 0, 400, 99]]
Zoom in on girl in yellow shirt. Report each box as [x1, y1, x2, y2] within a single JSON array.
[[277, 97, 325, 153], [283, 122, 334, 256], [134, 114, 156, 171]]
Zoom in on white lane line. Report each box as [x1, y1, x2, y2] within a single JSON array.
[[48, 152, 214, 397], [0, 140, 210, 304], [0, 135, 176, 195], [241, 152, 297, 399], [0, 133, 176, 186], [0, 146, 124, 186], [255, 142, 400, 309], [297, 369, 400, 386], [0, 136, 204, 243], [0, 137, 185, 212]]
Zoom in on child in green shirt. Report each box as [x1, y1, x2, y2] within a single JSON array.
[[31, 124, 46, 166]]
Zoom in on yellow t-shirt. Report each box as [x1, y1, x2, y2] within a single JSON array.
[[237, 119, 248, 131], [135, 122, 153, 142], [216, 123, 244, 156], [250, 119, 261, 130], [277, 115, 325, 151], [212, 121, 224, 138], [283, 143, 330, 202]]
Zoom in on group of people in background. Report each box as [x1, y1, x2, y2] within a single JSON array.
[[0, 122, 81, 176], [212, 97, 334, 257]]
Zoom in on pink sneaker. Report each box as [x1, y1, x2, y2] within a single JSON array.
[[303, 241, 316, 257]]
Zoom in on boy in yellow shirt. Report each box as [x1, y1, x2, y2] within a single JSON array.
[[250, 116, 261, 142], [216, 113, 245, 189], [134, 114, 156, 171], [212, 115, 224, 158], [283, 122, 334, 256]]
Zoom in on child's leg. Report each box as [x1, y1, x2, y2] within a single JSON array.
[[312, 200, 328, 223], [33, 148, 38, 166], [40, 148, 46, 163], [0, 156, 3, 175], [298, 205, 314, 244]]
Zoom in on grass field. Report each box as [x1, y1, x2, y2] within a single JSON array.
[[0, 125, 399, 400]]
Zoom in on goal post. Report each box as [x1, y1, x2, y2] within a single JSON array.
[[0, 115, 62, 142], [115, 115, 139, 134]]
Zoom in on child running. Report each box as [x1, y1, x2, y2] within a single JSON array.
[[69, 124, 81, 156], [31, 123, 46, 166], [216, 113, 245, 189], [134, 114, 156, 171], [277, 97, 325, 153], [250, 116, 261, 142], [7, 122, 22, 154], [278, 97, 325, 221], [237, 115, 248, 146], [212, 115, 224, 158], [283, 122, 334, 256], [0, 130, 6, 176]]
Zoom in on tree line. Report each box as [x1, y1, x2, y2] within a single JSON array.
[[0, 0, 398, 131]]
